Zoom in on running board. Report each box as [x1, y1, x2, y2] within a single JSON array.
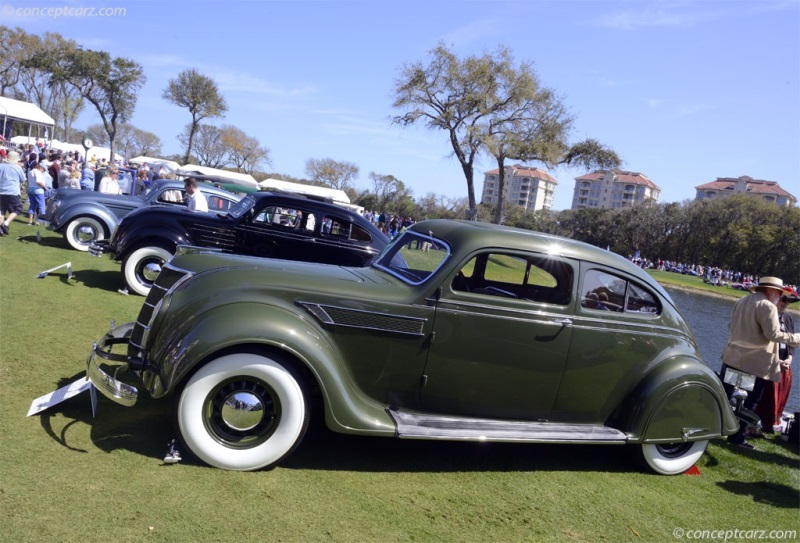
[[389, 409, 628, 444]]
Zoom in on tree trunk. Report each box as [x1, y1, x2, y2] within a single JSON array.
[[493, 158, 507, 225]]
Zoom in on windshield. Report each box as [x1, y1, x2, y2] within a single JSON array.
[[372, 230, 450, 285], [227, 194, 257, 219]]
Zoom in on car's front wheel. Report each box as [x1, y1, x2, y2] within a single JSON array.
[[177, 352, 309, 471], [122, 245, 172, 296], [639, 440, 709, 475], [64, 216, 106, 251]]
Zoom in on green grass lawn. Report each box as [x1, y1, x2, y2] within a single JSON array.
[[1, 219, 798, 543]]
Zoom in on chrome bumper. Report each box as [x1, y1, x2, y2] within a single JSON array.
[[88, 240, 112, 258], [86, 322, 139, 406]]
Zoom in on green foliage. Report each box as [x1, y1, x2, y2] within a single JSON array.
[[304, 157, 359, 191]]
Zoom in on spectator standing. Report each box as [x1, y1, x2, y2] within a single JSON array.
[[720, 277, 800, 448], [26, 161, 47, 225], [755, 287, 798, 433], [80, 163, 96, 190], [99, 167, 122, 194], [184, 178, 208, 212], [0, 151, 26, 236], [58, 160, 72, 189], [94, 158, 107, 191], [48, 154, 61, 189]]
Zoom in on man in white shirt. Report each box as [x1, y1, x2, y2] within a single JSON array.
[[184, 178, 209, 212]]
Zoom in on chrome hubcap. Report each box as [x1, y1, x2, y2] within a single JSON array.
[[220, 391, 264, 431], [76, 224, 97, 243], [143, 262, 163, 282]]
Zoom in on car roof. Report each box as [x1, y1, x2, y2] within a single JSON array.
[[411, 219, 671, 299], [248, 191, 369, 223]]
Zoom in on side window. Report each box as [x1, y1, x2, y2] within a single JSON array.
[[206, 195, 235, 211], [452, 252, 572, 305], [324, 217, 351, 238], [158, 189, 184, 204], [582, 269, 660, 315]]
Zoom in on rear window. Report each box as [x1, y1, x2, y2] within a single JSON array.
[[581, 269, 659, 314]]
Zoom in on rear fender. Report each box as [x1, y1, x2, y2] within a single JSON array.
[[55, 204, 116, 234], [609, 357, 738, 443], [143, 301, 396, 436]]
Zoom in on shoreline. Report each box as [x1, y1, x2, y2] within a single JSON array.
[[661, 283, 800, 317]]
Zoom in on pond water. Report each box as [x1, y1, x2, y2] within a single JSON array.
[[665, 287, 799, 414]]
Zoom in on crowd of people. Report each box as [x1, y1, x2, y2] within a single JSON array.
[[363, 210, 416, 240], [0, 140, 177, 236]]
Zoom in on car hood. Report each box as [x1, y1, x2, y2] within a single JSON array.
[[168, 248, 403, 299], [56, 189, 142, 206]]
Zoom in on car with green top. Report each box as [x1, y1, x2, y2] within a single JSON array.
[[87, 219, 738, 474]]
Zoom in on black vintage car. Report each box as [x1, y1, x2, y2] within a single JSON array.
[[90, 192, 390, 295]]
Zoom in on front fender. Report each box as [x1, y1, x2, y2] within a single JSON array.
[[142, 301, 396, 436], [114, 224, 187, 261], [609, 356, 738, 443]]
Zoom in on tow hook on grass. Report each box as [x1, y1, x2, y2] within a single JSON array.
[[163, 439, 182, 464]]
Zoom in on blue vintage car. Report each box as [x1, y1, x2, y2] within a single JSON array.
[[45, 179, 241, 251]]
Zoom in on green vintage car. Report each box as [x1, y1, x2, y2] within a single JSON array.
[[88, 219, 738, 474]]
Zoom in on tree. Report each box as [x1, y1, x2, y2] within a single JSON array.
[[220, 125, 271, 174], [393, 43, 502, 220], [182, 124, 226, 168], [111, 123, 163, 159], [304, 158, 359, 190], [0, 26, 29, 96], [162, 69, 227, 164], [474, 50, 620, 224], [28, 47, 144, 161], [4, 28, 84, 141], [369, 172, 404, 212]]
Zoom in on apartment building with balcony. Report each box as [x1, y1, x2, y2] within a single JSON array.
[[480, 165, 557, 212], [571, 169, 661, 210], [694, 176, 797, 207]]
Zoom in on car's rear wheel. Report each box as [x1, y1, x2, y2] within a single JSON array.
[[177, 353, 309, 471], [639, 440, 709, 475], [122, 245, 172, 296], [65, 217, 105, 251]]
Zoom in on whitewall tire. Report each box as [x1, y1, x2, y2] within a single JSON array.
[[177, 353, 309, 471], [65, 217, 105, 251], [123, 246, 172, 296], [639, 440, 709, 475]]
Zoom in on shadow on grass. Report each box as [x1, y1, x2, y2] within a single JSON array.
[[37, 372, 175, 462], [36, 379, 637, 474], [716, 481, 799, 509], [14, 233, 64, 248]]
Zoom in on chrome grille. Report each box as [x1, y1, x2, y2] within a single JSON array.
[[129, 264, 193, 351]]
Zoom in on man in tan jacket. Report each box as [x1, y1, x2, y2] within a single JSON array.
[[721, 277, 800, 448]]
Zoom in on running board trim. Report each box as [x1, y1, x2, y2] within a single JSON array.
[[389, 409, 628, 444]]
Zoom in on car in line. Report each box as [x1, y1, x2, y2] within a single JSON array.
[[86, 219, 738, 474], [89, 191, 391, 296], [45, 179, 241, 251]]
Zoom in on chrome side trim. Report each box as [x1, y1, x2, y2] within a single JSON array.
[[389, 409, 627, 443]]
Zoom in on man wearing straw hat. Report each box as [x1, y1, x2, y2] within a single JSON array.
[[720, 277, 800, 448]]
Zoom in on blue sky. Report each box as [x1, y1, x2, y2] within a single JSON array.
[[6, 0, 799, 210]]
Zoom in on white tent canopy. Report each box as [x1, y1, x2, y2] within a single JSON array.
[[177, 165, 259, 189], [258, 178, 350, 203], [129, 156, 181, 172], [0, 96, 56, 140], [8, 136, 122, 163]]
